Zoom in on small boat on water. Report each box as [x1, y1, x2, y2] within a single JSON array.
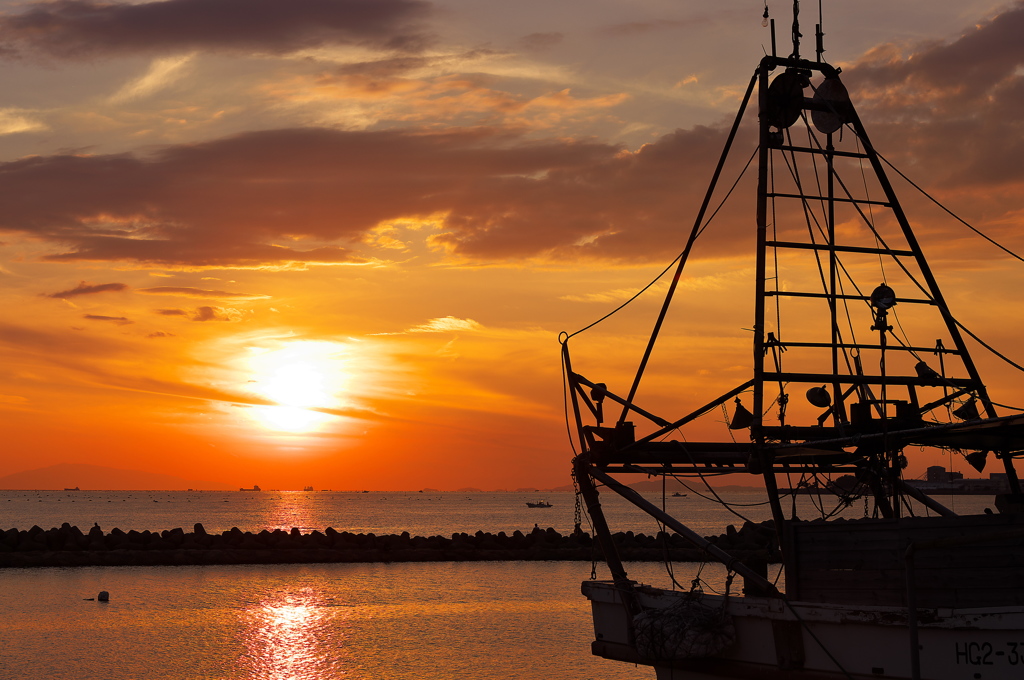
[[671, 492, 686, 498], [563, 5, 1024, 679], [526, 500, 553, 508]]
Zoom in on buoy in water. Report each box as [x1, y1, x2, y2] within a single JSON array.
[[97, 591, 109, 602]]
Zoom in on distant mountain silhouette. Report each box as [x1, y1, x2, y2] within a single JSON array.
[[0, 463, 235, 490]]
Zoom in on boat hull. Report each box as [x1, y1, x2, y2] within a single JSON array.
[[583, 580, 1024, 680]]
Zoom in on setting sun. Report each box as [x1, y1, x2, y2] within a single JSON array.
[[246, 341, 349, 433]]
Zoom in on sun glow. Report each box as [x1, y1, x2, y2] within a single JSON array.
[[246, 341, 349, 433]]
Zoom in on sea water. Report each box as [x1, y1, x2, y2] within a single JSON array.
[[1, 489, 771, 536], [2, 561, 672, 680], [0, 489, 994, 679], [5, 486, 991, 537]]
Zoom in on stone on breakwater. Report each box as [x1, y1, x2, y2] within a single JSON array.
[[0, 522, 776, 568]]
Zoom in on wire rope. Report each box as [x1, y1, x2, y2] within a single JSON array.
[[562, 145, 759, 344]]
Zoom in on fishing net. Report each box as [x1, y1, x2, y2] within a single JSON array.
[[632, 597, 736, 660]]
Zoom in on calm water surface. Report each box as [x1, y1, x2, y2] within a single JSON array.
[[3, 561, 678, 680], [0, 490, 995, 679]]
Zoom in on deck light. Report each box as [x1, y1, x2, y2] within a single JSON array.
[[870, 284, 896, 310], [953, 397, 980, 421], [806, 386, 831, 408], [729, 398, 754, 429]]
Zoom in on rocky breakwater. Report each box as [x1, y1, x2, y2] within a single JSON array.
[[0, 521, 777, 568]]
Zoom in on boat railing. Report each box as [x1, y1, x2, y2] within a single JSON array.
[[587, 466, 781, 597]]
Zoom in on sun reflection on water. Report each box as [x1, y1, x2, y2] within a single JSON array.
[[263, 491, 317, 533], [239, 589, 346, 679]]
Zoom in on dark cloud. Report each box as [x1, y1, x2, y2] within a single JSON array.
[[46, 281, 128, 299], [0, 0, 433, 61], [850, 5, 1024, 99], [138, 286, 270, 299], [10, 117, 975, 265], [844, 3, 1024, 187], [427, 124, 754, 261], [0, 109, 1009, 266], [83, 314, 133, 325], [0, 126, 660, 265], [147, 331, 174, 338], [3, 0, 1023, 274], [153, 306, 235, 321]]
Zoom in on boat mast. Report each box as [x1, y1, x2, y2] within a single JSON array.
[[753, 52, 788, 538], [564, 0, 1024, 590], [753, 0, 814, 535], [751, 0, 1021, 513]]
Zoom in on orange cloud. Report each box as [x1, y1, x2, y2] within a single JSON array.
[[408, 316, 483, 333], [272, 65, 628, 130]]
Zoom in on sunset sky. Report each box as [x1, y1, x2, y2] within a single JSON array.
[[1, 0, 1022, 491]]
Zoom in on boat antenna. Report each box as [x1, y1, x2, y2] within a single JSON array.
[[816, 0, 825, 62], [790, 0, 801, 59]]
